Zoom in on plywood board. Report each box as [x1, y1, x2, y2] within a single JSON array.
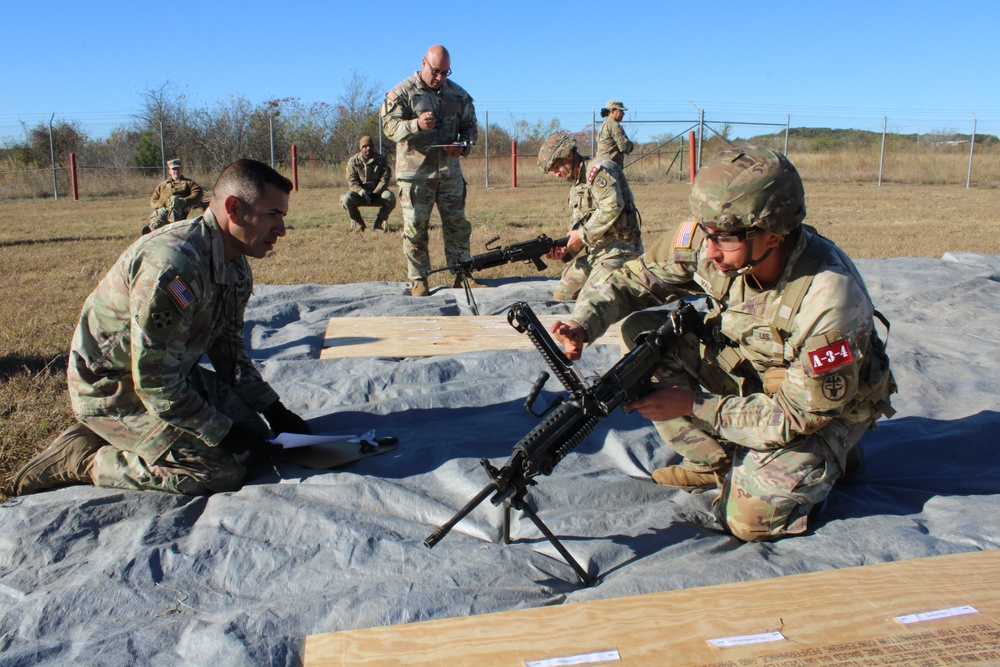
[[304, 549, 1000, 667], [320, 315, 621, 359]]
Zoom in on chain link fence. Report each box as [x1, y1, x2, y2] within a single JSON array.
[[2, 103, 997, 202]]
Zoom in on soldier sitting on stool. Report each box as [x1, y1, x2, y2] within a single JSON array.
[[145, 158, 203, 235], [340, 136, 396, 232]]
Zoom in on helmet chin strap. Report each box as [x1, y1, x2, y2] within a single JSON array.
[[733, 244, 775, 276]]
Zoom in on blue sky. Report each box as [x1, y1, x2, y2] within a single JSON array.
[[3, 0, 998, 138]]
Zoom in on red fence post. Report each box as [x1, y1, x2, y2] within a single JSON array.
[[688, 131, 697, 183], [69, 152, 80, 200], [290, 144, 299, 192], [511, 140, 517, 188]]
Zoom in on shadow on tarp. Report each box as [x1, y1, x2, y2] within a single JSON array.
[[815, 410, 1000, 527], [269, 395, 643, 483]]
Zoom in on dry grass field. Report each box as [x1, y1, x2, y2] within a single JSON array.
[[1, 180, 998, 500]]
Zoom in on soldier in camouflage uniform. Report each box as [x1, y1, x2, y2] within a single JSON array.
[[538, 132, 643, 301], [14, 159, 312, 497], [341, 136, 396, 232], [145, 158, 204, 234], [596, 100, 634, 167], [380, 44, 478, 296], [549, 148, 896, 541]]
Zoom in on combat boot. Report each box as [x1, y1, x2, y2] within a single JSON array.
[[651, 459, 730, 494], [350, 219, 366, 233], [13, 423, 106, 495], [452, 273, 485, 289], [373, 215, 389, 232], [410, 279, 430, 297]]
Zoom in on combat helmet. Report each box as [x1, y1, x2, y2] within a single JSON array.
[[690, 147, 806, 237], [538, 132, 578, 173]]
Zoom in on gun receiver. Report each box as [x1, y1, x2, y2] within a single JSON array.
[[424, 300, 702, 584], [427, 234, 569, 315]]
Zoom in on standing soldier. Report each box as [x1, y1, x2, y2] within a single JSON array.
[[539, 132, 643, 301], [549, 147, 896, 542], [380, 44, 478, 297], [341, 136, 396, 233], [596, 100, 634, 167], [145, 158, 204, 234]]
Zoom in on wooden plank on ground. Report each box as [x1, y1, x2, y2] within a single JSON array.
[[304, 549, 1000, 667], [320, 315, 622, 359]]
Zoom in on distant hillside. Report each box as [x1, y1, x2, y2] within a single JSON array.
[[744, 127, 999, 149]]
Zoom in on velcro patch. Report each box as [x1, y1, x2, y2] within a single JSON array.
[[166, 276, 195, 310], [588, 166, 600, 183], [674, 220, 697, 249], [808, 338, 854, 373], [151, 311, 174, 329], [386, 91, 397, 100]]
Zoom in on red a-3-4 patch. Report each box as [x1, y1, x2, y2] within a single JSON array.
[[809, 339, 854, 373]]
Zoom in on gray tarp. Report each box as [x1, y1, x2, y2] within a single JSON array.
[[2, 253, 999, 666]]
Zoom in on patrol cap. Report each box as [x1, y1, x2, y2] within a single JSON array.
[[167, 159, 182, 169], [537, 132, 578, 173], [689, 147, 806, 237], [359, 136, 373, 148], [606, 100, 627, 111]]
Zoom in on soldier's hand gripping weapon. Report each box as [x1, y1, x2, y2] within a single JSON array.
[[425, 234, 569, 315], [423, 299, 704, 584]]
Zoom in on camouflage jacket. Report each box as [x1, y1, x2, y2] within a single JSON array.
[[67, 209, 278, 447], [568, 157, 642, 254], [596, 118, 634, 166], [150, 176, 203, 209], [570, 221, 892, 452], [379, 72, 477, 181], [346, 150, 392, 195]]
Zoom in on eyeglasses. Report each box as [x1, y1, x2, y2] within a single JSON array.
[[698, 223, 747, 251], [427, 65, 452, 78]]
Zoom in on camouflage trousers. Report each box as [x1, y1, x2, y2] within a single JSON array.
[[398, 176, 471, 280], [552, 242, 640, 301], [149, 196, 193, 230], [82, 367, 271, 495], [340, 189, 397, 226], [619, 309, 868, 542]]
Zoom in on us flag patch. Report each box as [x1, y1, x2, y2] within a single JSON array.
[[166, 276, 194, 309], [674, 220, 697, 249]]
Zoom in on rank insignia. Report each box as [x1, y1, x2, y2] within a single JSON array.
[[588, 166, 600, 183]]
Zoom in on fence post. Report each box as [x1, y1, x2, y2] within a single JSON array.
[[967, 115, 977, 189], [291, 144, 299, 191], [159, 117, 166, 180], [784, 114, 790, 155], [878, 115, 887, 187], [269, 115, 275, 168], [49, 114, 59, 201], [688, 131, 697, 183], [484, 109, 490, 189], [511, 140, 517, 188], [70, 152, 79, 200]]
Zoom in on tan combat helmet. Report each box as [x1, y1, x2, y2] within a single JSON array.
[[689, 147, 806, 237], [537, 133, 578, 173]]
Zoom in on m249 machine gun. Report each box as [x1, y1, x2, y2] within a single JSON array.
[[424, 300, 703, 584], [426, 234, 568, 315]]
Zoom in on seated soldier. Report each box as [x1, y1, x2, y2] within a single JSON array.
[[340, 136, 396, 232], [145, 158, 204, 234]]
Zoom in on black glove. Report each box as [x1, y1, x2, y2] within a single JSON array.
[[362, 191, 373, 204], [219, 423, 280, 467], [262, 401, 312, 435]]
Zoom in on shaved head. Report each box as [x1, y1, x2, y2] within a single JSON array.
[[420, 44, 452, 89]]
